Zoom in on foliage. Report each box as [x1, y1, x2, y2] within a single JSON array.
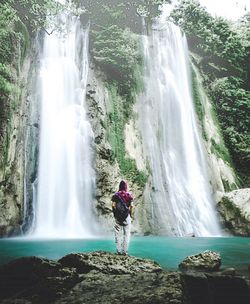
[[170, 0, 247, 78], [91, 23, 143, 97], [84, 2, 147, 97], [0, 0, 61, 153], [80, 2, 159, 186], [107, 84, 148, 187], [85, 3, 151, 185], [79, 1, 168, 96], [0, 64, 12, 96], [191, 67, 206, 130], [79, 0, 168, 33], [192, 64, 234, 171], [171, 0, 250, 185], [210, 77, 250, 170], [232, 13, 250, 48], [3, 0, 64, 33]]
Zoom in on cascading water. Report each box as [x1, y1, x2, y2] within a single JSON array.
[[32, 15, 97, 238], [138, 11, 221, 236]]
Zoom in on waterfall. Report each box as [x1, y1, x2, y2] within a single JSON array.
[[32, 15, 97, 238], [138, 16, 221, 236]]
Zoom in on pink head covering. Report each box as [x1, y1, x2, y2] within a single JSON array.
[[119, 180, 127, 191]]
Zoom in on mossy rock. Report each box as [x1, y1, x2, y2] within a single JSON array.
[[217, 189, 250, 236]]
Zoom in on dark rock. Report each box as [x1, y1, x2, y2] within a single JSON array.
[[95, 200, 112, 214], [55, 271, 183, 304], [179, 250, 221, 272], [87, 89, 96, 95], [221, 267, 236, 276], [181, 272, 210, 304], [1, 299, 31, 304], [181, 272, 250, 304], [58, 251, 162, 275], [97, 144, 114, 161], [1, 251, 249, 304], [0, 256, 80, 302]]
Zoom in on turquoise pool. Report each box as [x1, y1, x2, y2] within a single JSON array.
[[0, 236, 249, 272]]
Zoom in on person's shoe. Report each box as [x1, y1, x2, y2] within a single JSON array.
[[122, 252, 128, 256], [117, 251, 123, 255]]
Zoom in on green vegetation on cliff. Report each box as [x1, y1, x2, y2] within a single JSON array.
[[79, 0, 167, 32], [171, 0, 250, 186], [192, 64, 234, 167], [90, 5, 144, 98], [0, 0, 63, 164], [78, 1, 166, 187], [106, 83, 147, 187], [83, 1, 164, 97], [191, 67, 207, 139]]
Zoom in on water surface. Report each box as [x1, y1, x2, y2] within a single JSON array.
[[0, 237, 249, 272]]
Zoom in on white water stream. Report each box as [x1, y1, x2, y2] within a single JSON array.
[[29, 7, 220, 238], [33, 16, 97, 238], [139, 15, 221, 236]]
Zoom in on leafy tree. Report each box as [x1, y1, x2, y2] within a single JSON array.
[[78, 0, 168, 33], [210, 77, 250, 173], [90, 5, 143, 98], [79, 1, 169, 96], [0, 0, 66, 144], [170, 0, 247, 78]]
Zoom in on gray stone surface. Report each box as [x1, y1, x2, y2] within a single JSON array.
[[85, 67, 150, 235], [58, 251, 162, 275], [0, 40, 37, 237], [179, 250, 221, 271], [55, 271, 183, 304], [218, 189, 250, 236]]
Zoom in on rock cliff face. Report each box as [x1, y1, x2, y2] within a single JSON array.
[[192, 63, 238, 202], [179, 250, 221, 272], [218, 189, 250, 236], [85, 67, 151, 234], [85, 67, 120, 233], [0, 37, 39, 237]]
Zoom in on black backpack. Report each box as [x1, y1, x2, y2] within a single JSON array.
[[113, 193, 129, 223]]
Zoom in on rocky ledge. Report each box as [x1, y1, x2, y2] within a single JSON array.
[[0, 251, 249, 304], [179, 250, 221, 272], [218, 188, 250, 236]]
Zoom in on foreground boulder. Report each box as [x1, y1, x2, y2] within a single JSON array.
[[54, 271, 183, 304], [181, 271, 250, 304], [58, 251, 162, 274], [218, 188, 250, 236], [0, 251, 249, 304], [0, 256, 80, 302], [179, 250, 221, 271]]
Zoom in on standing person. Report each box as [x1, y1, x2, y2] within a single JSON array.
[[111, 180, 133, 255]]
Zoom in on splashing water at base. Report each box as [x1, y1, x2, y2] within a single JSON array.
[[32, 15, 98, 238], [138, 15, 221, 236]]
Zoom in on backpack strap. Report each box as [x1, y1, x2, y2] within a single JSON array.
[[115, 192, 128, 208]]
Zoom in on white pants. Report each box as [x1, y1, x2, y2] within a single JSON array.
[[114, 215, 131, 254]]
